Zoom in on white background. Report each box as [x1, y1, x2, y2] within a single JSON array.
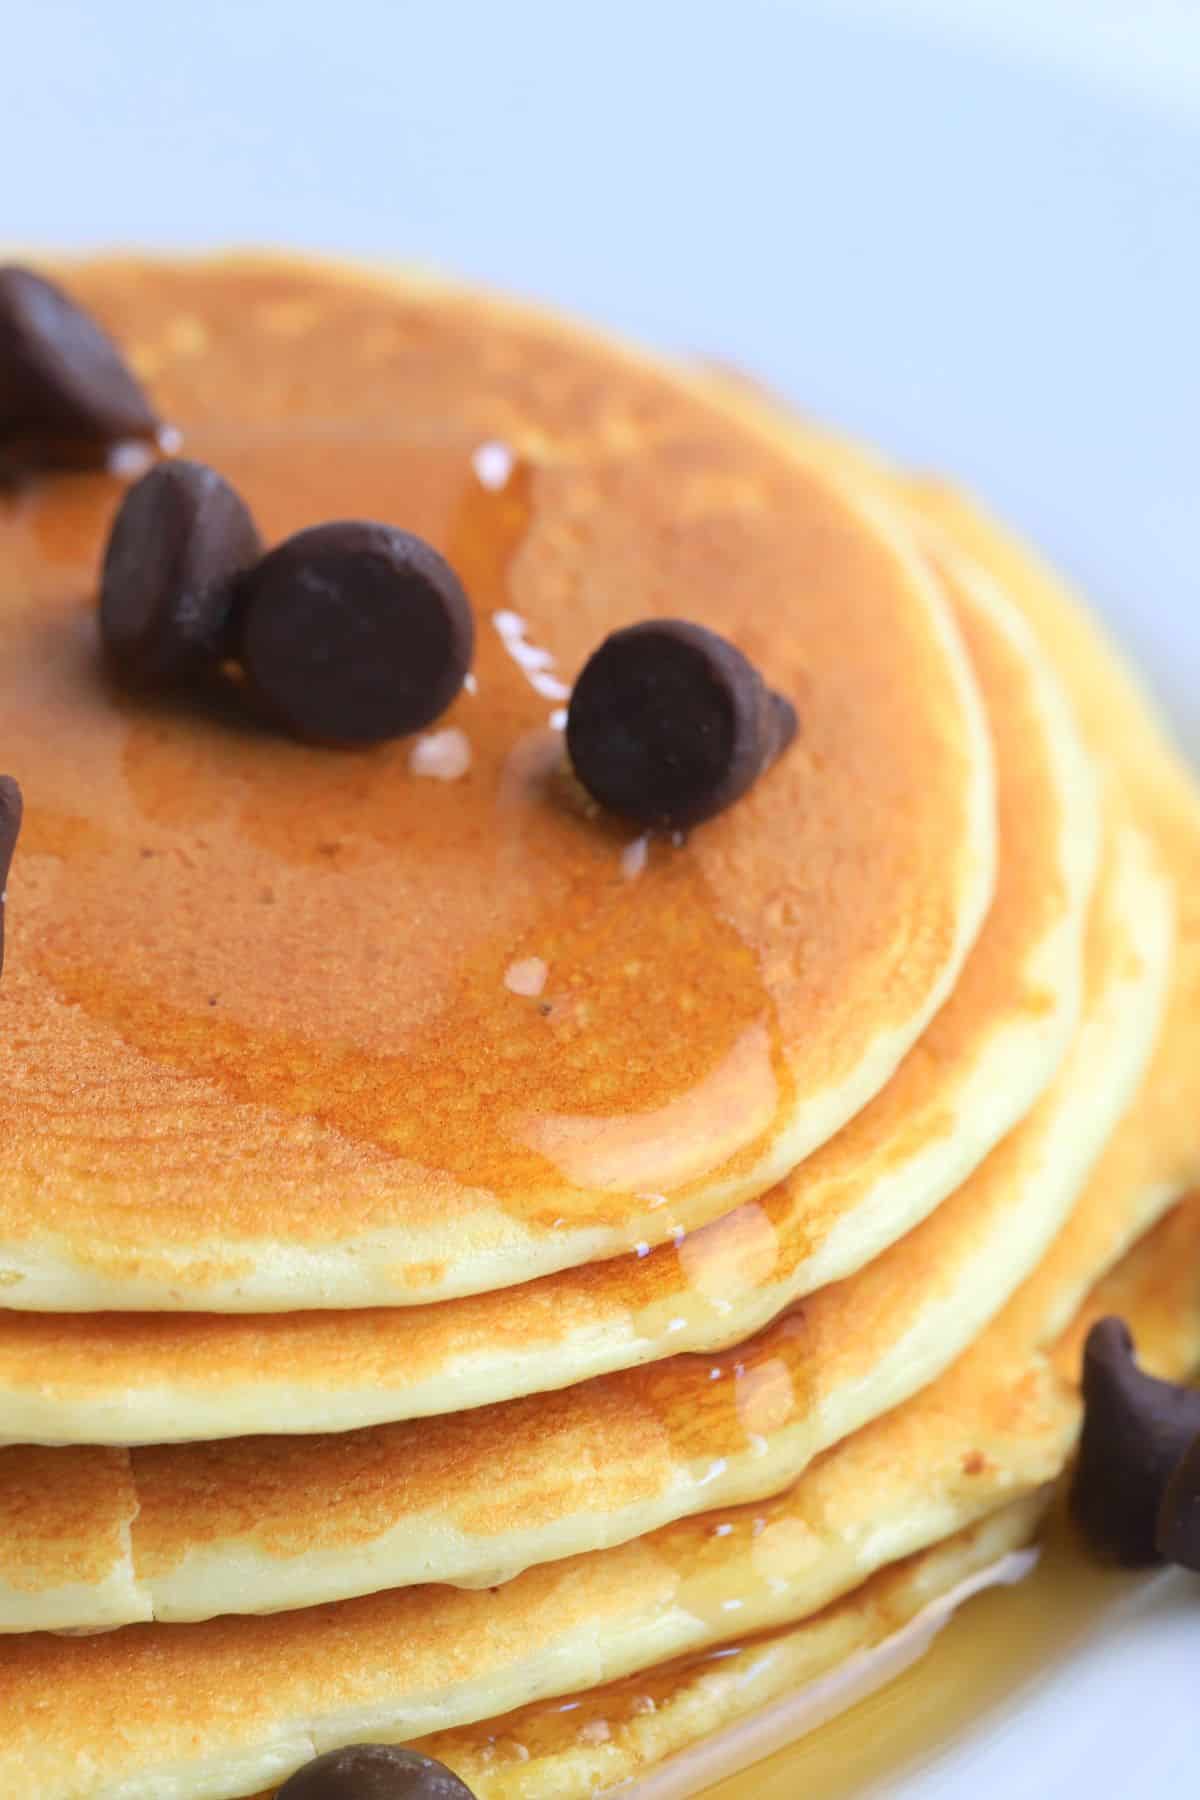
[[3, 3, 1197, 1793]]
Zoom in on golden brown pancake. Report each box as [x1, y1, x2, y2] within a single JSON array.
[[900, 480, 1200, 1213], [411, 1198, 1200, 1800], [406, 1502, 1046, 1800], [0, 270, 1195, 1800], [0, 805, 1169, 1629], [692, 384, 1200, 1222], [0, 255, 997, 1313], [1, 1188, 1195, 1800], [0, 542, 1096, 1445]]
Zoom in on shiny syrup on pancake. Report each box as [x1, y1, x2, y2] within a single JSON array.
[[401, 1509, 1140, 1798], [1, 262, 1000, 1304], [5, 429, 792, 1244], [413, 1192, 1200, 1792], [686, 1511, 1143, 1799]]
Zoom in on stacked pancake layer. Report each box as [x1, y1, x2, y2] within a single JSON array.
[[0, 258, 1196, 1799]]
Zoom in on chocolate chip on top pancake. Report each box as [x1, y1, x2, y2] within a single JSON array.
[[0, 255, 995, 1311]]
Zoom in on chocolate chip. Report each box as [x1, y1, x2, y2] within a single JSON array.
[[276, 1744, 476, 1799], [1158, 1431, 1200, 1571], [0, 777, 22, 982], [0, 266, 159, 465], [566, 620, 797, 830], [99, 460, 262, 687], [1069, 1317, 1200, 1566], [237, 522, 474, 746]]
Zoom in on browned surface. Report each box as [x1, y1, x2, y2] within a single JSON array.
[[0, 1190, 1195, 1799], [0, 547, 1065, 1435], [415, 1172, 1200, 1799], [905, 476, 1200, 1210], [0, 805, 1145, 1615], [0, 1445, 133, 1593], [0, 256, 987, 1307], [402, 1507, 1043, 1799]]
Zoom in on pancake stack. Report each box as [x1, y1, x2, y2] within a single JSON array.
[[0, 256, 1197, 1799]]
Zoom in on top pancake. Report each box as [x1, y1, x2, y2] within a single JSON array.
[[0, 535, 1096, 1444], [0, 255, 995, 1311]]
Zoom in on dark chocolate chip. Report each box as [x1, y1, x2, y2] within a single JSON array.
[[276, 1744, 477, 1799], [1158, 1430, 1200, 1571], [0, 266, 159, 464], [566, 619, 797, 830], [237, 522, 475, 746], [99, 460, 262, 687], [0, 777, 22, 982], [1069, 1317, 1200, 1566]]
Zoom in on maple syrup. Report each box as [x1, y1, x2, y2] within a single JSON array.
[[0, 256, 1006, 1315], [695, 1506, 1150, 1798], [5, 423, 788, 1251]]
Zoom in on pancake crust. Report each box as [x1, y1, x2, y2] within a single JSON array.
[[0, 546, 1097, 1445], [1, 1191, 1195, 1800], [0, 811, 1168, 1628], [0, 255, 996, 1311], [0, 1447, 141, 1633]]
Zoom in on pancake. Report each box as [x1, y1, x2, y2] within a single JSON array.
[[0, 253, 997, 1313], [0, 541, 1097, 1445], [899, 479, 1200, 1214], [2, 1184, 1196, 1800], [411, 1198, 1200, 1800], [0, 809, 1168, 1629], [404, 1503, 1046, 1800], [1, 265, 1195, 1800], [694, 379, 1200, 1219]]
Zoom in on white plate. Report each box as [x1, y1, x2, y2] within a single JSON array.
[[2, 1, 1197, 1791]]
